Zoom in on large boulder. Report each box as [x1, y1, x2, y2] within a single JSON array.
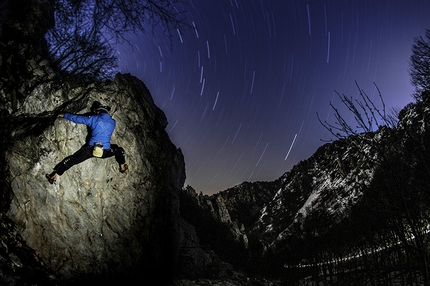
[[5, 73, 186, 284]]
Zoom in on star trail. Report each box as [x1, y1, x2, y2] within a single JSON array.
[[116, 0, 430, 194]]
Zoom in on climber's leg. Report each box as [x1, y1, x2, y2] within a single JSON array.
[[54, 145, 93, 175], [104, 144, 127, 173], [46, 145, 93, 184]]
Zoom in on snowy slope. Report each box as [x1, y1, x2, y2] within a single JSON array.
[[252, 134, 379, 246]]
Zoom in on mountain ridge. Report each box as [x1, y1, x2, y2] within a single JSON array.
[[180, 98, 430, 283]]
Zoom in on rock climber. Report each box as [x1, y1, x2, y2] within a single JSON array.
[[46, 101, 128, 184]]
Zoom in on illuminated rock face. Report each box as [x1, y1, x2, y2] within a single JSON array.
[[6, 73, 186, 283]]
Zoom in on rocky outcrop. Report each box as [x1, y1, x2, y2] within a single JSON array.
[[180, 183, 279, 247], [5, 73, 186, 283], [0, 1, 228, 284], [179, 183, 279, 273]]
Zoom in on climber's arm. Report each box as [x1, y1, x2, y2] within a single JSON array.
[[63, 113, 94, 126]]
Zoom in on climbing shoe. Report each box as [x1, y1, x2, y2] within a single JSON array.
[[120, 164, 128, 173], [45, 171, 57, 184]]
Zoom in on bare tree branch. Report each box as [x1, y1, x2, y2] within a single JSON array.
[[317, 82, 395, 141], [46, 0, 189, 79]]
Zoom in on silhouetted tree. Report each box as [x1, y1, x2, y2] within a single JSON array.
[[46, 0, 188, 79], [47, 23, 118, 79], [410, 29, 430, 101]]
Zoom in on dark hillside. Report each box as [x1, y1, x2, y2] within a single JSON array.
[[181, 99, 430, 284]]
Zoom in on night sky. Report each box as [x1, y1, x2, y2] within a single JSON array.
[[116, 0, 430, 195]]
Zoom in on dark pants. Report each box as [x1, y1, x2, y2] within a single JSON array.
[[55, 144, 126, 175]]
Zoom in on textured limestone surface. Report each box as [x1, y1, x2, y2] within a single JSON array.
[[6, 73, 186, 282]]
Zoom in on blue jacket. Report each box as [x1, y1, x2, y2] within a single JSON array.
[[64, 112, 116, 149]]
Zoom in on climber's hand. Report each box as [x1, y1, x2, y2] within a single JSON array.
[[57, 113, 64, 118]]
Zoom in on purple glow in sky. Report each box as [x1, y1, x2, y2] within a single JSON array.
[[116, 0, 430, 194]]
